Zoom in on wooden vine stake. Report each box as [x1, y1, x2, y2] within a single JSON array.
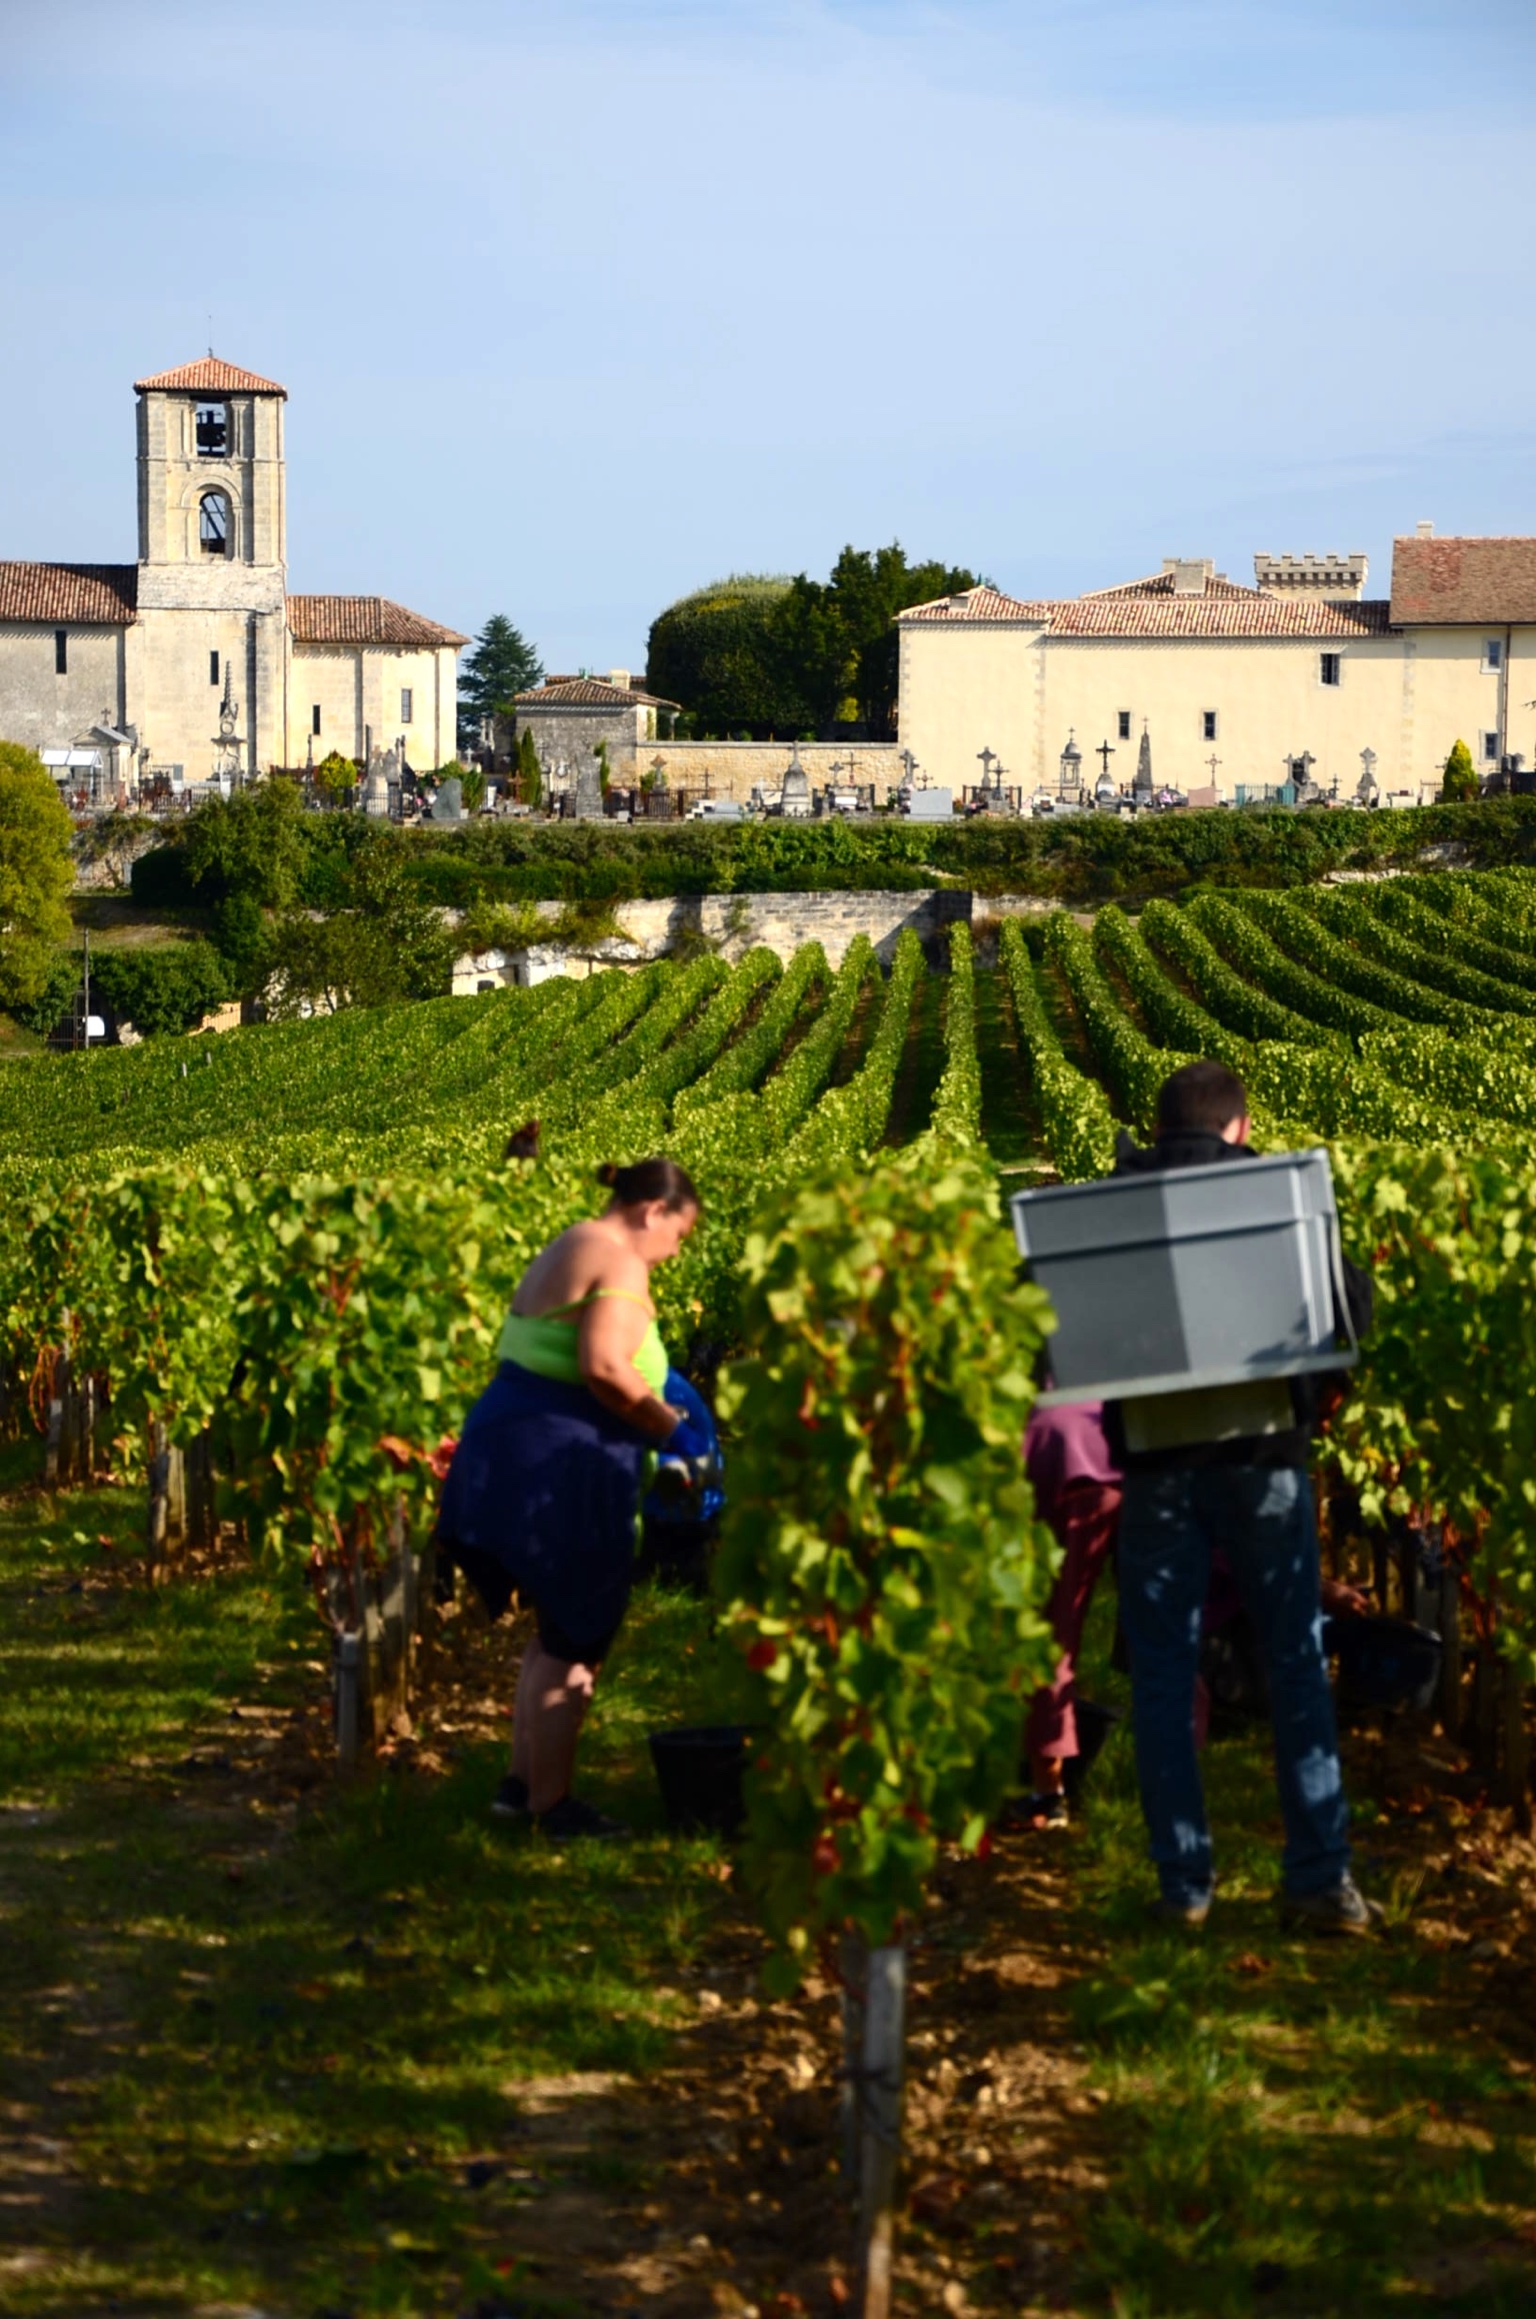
[[856, 1942, 907, 2319], [1437, 1544, 1463, 1739], [840, 1936, 866, 2184], [1498, 1657, 1531, 1830], [335, 1631, 362, 1775]]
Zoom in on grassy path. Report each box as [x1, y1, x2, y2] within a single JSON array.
[[975, 963, 1041, 1171], [2, 1448, 1535, 2317]]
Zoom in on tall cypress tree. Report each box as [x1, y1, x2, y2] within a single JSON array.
[[516, 726, 542, 810]]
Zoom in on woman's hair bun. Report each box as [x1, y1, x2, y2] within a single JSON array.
[[597, 1157, 701, 1213]]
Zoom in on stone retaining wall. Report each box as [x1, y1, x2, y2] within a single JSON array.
[[450, 885, 974, 992], [612, 739, 904, 803]]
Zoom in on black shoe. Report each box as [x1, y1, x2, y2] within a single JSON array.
[[490, 1773, 529, 1821], [535, 1794, 630, 1840], [1279, 1874, 1383, 1936]]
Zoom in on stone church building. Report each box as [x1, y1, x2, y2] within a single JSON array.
[[0, 358, 465, 803]]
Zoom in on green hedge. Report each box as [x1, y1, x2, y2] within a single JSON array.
[[131, 797, 1536, 912]]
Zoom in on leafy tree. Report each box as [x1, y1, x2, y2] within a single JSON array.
[[780, 544, 980, 738], [516, 726, 542, 810], [313, 750, 358, 804], [263, 831, 456, 1016], [1442, 737, 1480, 802], [0, 741, 75, 1011], [594, 738, 612, 796], [90, 942, 233, 1037], [179, 777, 308, 909], [456, 761, 487, 812], [646, 548, 977, 740], [208, 892, 273, 997], [13, 947, 81, 1037], [459, 615, 543, 746]]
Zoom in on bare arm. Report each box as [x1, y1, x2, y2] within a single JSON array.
[[577, 1292, 683, 1440]]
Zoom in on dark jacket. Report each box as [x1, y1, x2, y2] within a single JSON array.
[[1103, 1128, 1373, 1473]]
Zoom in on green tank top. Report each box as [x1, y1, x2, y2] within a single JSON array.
[[498, 1289, 669, 1395]]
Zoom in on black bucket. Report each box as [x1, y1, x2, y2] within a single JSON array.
[[1062, 1698, 1121, 1802], [1325, 1614, 1442, 1715], [648, 1725, 751, 1836]]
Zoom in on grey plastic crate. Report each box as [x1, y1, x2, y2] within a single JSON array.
[[1010, 1148, 1358, 1406]]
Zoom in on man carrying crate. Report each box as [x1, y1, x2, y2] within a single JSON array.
[[1106, 1061, 1380, 1934]]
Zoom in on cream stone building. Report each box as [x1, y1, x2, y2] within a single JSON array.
[[897, 537, 1536, 805], [0, 358, 465, 803]]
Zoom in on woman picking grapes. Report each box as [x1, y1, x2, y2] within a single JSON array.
[[438, 1158, 704, 1837]]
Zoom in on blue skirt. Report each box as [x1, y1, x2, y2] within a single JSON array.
[[437, 1363, 647, 1662]]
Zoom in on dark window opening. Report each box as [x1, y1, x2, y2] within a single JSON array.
[[400, 687, 413, 723], [195, 401, 228, 457], [312, 704, 322, 736], [54, 628, 67, 676], [199, 491, 230, 554], [1486, 638, 1503, 671], [210, 650, 220, 686], [1202, 710, 1218, 741], [1117, 709, 1131, 740], [1485, 731, 1500, 760], [1320, 652, 1341, 687]]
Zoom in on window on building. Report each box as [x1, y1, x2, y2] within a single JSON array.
[[1485, 637, 1504, 673], [210, 651, 220, 687], [1117, 709, 1131, 740], [195, 401, 228, 457], [199, 491, 230, 554], [1320, 652, 1342, 687], [400, 687, 414, 724], [1202, 710, 1218, 741], [311, 704, 322, 737], [1485, 731, 1500, 761], [54, 628, 67, 676]]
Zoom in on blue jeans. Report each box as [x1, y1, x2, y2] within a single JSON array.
[[1117, 1464, 1351, 1909]]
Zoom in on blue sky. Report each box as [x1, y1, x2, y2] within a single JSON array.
[[3, 0, 1535, 671]]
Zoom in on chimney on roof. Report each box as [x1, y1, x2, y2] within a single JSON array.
[[607, 668, 631, 692], [1164, 557, 1213, 596], [1416, 520, 1435, 539]]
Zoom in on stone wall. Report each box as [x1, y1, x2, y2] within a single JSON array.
[[0, 622, 128, 760], [611, 739, 904, 803], [450, 884, 971, 993], [71, 823, 165, 892]]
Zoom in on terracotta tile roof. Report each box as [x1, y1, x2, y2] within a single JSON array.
[[515, 676, 679, 709], [899, 585, 1046, 625], [1082, 569, 1256, 601], [1389, 536, 1536, 626], [287, 595, 469, 648], [900, 579, 1391, 639], [0, 561, 137, 623], [134, 356, 287, 397]]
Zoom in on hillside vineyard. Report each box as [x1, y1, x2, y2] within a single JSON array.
[[6, 875, 1536, 1693]]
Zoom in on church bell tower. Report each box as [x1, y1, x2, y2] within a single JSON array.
[[135, 355, 286, 602], [131, 356, 288, 780]]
